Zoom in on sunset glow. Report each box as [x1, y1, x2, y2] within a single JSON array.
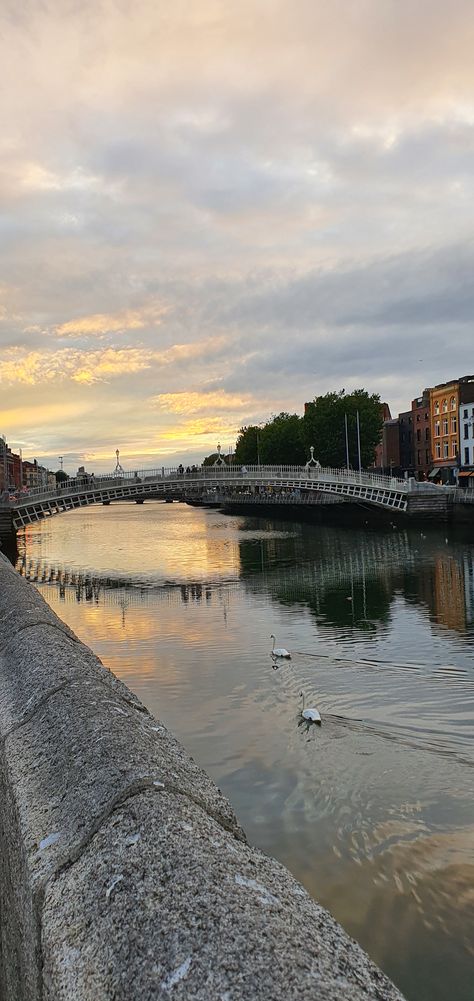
[[1, 1, 474, 472]]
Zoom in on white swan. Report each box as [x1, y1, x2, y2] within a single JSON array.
[[299, 692, 321, 726], [270, 634, 291, 659]]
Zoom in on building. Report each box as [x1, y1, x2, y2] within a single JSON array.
[[429, 379, 460, 483], [373, 404, 403, 474], [398, 410, 414, 475], [411, 390, 431, 480], [458, 376, 474, 489], [22, 459, 55, 491], [0, 439, 22, 492]]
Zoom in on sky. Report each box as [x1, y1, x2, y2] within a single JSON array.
[[1, 0, 474, 473]]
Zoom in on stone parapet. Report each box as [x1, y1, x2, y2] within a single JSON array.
[[0, 552, 406, 1001]]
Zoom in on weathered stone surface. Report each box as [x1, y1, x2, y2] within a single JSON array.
[[0, 556, 407, 1001], [42, 789, 404, 1001]]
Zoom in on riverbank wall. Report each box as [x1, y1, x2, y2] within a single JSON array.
[[0, 550, 407, 1001]]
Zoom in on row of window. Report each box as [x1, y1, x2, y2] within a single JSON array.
[[434, 397, 457, 415], [464, 447, 472, 466], [463, 407, 474, 419], [435, 440, 458, 459], [416, 428, 430, 442], [434, 417, 457, 436], [417, 450, 430, 465]]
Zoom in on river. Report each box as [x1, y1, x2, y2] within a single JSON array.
[[14, 501, 474, 1001]]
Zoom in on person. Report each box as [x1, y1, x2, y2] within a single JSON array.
[[241, 465, 247, 474]]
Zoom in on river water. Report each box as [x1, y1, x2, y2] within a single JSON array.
[[15, 502, 474, 1001]]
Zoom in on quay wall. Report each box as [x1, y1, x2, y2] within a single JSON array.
[[0, 552, 406, 1001]]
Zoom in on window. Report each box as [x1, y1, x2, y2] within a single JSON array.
[[435, 420, 440, 436], [417, 450, 421, 464], [443, 441, 449, 458], [452, 440, 457, 457], [435, 401, 440, 415], [464, 424, 469, 439], [443, 418, 449, 435], [417, 429, 421, 441], [425, 450, 429, 463], [464, 409, 468, 419], [442, 399, 448, 412], [425, 427, 429, 441], [451, 416, 457, 434], [425, 412, 429, 420], [435, 442, 441, 458], [465, 447, 470, 465], [450, 396, 456, 410]]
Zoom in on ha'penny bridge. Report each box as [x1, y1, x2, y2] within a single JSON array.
[[0, 456, 461, 546]]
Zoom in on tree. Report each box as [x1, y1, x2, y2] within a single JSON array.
[[55, 469, 69, 483], [202, 451, 233, 466], [303, 390, 382, 468], [234, 426, 260, 465], [259, 413, 307, 465]]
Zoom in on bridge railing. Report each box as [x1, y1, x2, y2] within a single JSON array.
[[4, 464, 414, 510]]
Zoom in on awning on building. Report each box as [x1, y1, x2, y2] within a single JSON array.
[[428, 468, 440, 478], [458, 470, 474, 477]]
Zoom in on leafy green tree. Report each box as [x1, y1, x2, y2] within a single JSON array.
[[303, 390, 382, 468], [55, 469, 69, 483], [259, 413, 307, 465], [234, 426, 260, 465]]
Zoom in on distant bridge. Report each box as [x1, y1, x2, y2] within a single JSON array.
[[0, 464, 438, 533]]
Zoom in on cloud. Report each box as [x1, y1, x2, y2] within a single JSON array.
[[55, 302, 169, 338], [2, 1, 474, 465], [153, 390, 253, 415], [0, 336, 231, 387]]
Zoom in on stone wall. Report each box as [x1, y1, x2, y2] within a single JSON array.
[[0, 551, 406, 1001]]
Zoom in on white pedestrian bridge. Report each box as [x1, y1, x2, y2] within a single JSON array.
[[2, 464, 441, 529]]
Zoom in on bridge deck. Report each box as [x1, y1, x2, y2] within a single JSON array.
[[1, 464, 447, 529]]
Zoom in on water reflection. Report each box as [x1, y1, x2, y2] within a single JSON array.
[[17, 518, 474, 642], [14, 505, 474, 1001]]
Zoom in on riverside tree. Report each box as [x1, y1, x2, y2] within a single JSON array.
[[259, 413, 306, 465], [234, 426, 260, 465], [303, 390, 382, 469]]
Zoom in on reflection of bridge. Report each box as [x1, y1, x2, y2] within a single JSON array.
[[16, 529, 415, 607], [1, 464, 433, 533]]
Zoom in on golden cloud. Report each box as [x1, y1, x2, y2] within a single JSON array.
[[153, 389, 253, 415], [0, 336, 230, 387], [55, 303, 169, 338]]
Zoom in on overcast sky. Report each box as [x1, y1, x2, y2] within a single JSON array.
[[1, 0, 474, 472]]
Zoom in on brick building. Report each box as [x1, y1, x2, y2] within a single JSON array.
[[411, 390, 431, 480], [398, 411, 415, 475], [429, 379, 460, 483]]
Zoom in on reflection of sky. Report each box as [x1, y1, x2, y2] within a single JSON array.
[[18, 504, 474, 1001]]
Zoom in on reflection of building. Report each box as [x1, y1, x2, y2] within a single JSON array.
[[463, 553, 474, 626], [411, 391, 431, 480], [433, 555, 466, 633]]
